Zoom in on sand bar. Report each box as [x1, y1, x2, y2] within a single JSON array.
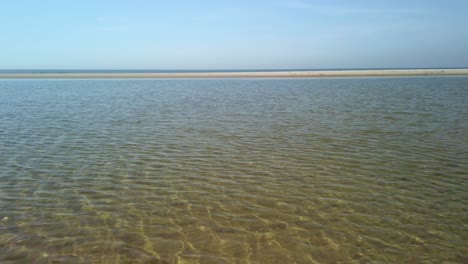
[[1, 69, 468, 79]]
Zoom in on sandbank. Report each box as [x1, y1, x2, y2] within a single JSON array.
[[0, 69, 467, 79]]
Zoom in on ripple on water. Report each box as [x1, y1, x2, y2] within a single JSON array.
[[0, 77, 467, 263]]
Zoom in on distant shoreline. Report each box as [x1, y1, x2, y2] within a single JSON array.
[[1, 69, 468, 79]]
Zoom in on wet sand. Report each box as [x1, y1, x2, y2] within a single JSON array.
[[1, 69, 468, 79]]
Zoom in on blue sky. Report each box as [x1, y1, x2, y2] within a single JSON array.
[[1, 0, 467, 69]]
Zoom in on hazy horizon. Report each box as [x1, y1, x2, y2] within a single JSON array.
[[1, 67, 468, 72], [2, 0, 468, 69]]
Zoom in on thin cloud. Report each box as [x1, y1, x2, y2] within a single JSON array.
[[97, 26, 130, 32], [287, 1, 427, 15], [96, 16, 128, 23], [96, 16, 131, 32]]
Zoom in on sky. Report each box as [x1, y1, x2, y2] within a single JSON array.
[[1, 0, 467, 70]]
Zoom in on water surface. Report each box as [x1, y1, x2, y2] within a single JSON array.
[[0, 77, 467, 263]]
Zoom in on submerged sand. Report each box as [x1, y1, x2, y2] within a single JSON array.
[[0, 69, 468, 79]]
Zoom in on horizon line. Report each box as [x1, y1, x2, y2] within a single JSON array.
[[1, 67, 468, 71]]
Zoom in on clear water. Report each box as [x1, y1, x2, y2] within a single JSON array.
[[0, 77, 466, 263]]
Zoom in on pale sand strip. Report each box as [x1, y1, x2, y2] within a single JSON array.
[[1, 69, 468, 79]]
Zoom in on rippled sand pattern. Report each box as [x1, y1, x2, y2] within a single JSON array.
[[0, 78, 467, 263]]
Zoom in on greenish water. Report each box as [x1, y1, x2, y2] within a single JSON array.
[[0, 77, 467, 263]]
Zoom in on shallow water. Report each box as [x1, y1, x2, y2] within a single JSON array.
[[0, 77, 467, 263]]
